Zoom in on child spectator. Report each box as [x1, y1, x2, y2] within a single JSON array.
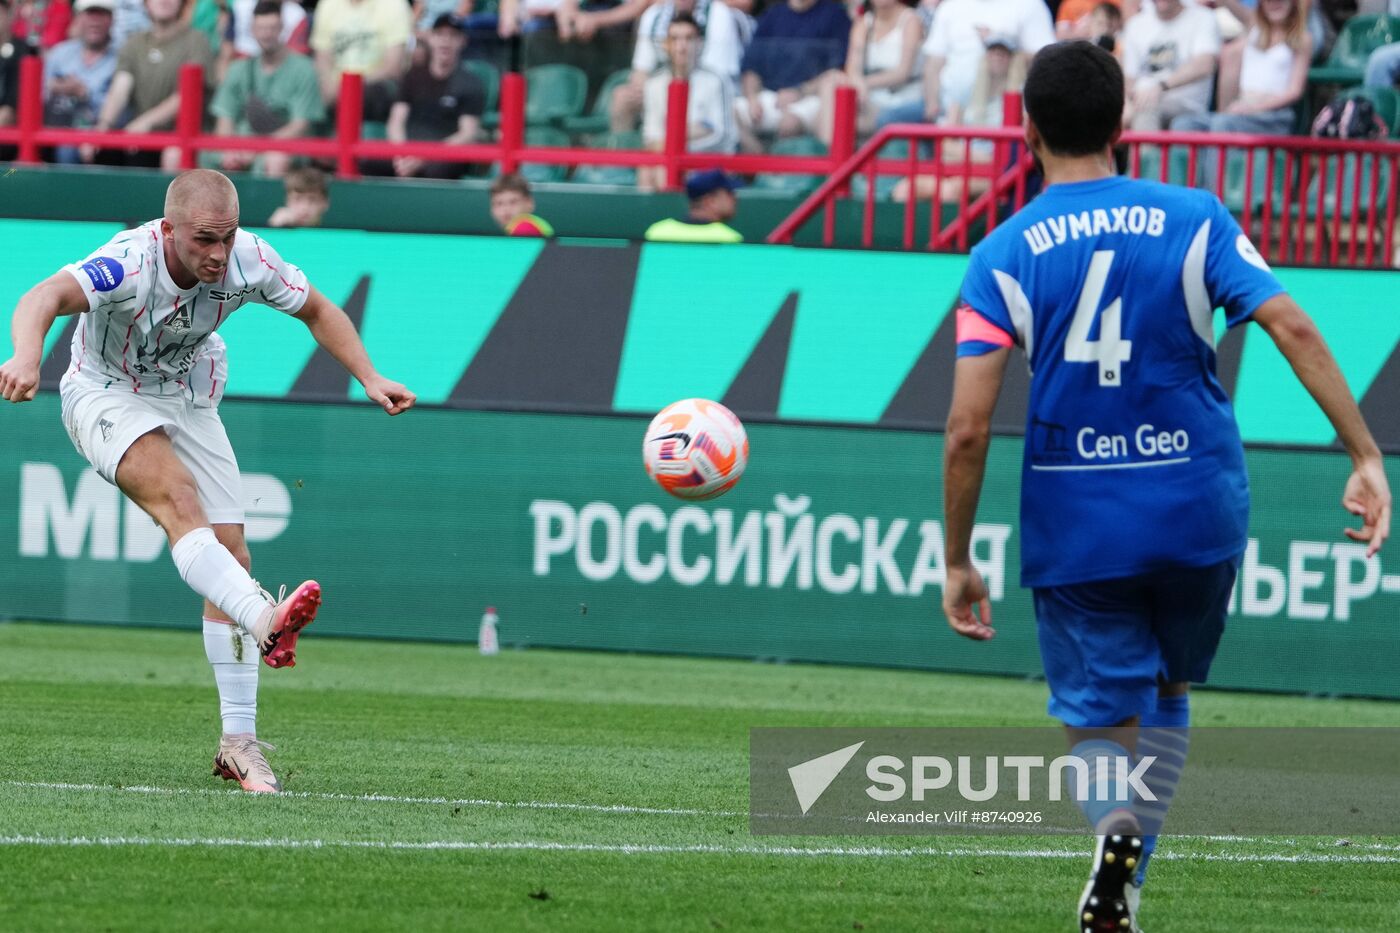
[[490, 173, 554, 235], [269, 166, 331, 226]]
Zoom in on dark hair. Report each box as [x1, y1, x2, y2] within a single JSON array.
[[284, 167, 327, 197], [1024, 41, 1124, 157], [252, 0, 281, 16], [668, 12, 700, 33], [490, 173, 532, 198], [1093, 2, 1122, 24]]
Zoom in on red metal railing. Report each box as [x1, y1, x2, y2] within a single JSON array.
[[770, 97, 1400, 268], [6, 56, 1396, 266], [0, 58, 857, 187]]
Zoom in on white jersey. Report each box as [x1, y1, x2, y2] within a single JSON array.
[[61, 221, 310, 397]]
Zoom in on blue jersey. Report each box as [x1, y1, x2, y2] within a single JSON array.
[[957, 176, 1286, 587]]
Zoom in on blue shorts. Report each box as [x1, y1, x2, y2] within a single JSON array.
[[1033, 557, 1242, 728]]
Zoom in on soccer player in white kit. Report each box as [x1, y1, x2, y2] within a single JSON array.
[[0, 170, 417, 793]]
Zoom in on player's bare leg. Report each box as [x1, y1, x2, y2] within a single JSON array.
[[115, 429, 321, 666]]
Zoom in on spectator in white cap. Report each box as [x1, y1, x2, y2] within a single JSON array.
[[43, 0, 118, 162], [912, 0, 1053, 124]]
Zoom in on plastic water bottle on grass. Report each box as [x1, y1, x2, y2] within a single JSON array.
[[479, 607, 500, 656]]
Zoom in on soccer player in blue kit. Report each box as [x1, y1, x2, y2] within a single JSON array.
[[940, 41, 1392, 932]]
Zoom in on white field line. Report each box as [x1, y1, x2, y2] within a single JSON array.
[[8, 781, 1398, 854], [3, 780, 745, 818], [1, 834, 1399, 864]]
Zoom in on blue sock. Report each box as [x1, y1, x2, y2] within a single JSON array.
[[1069, 738, 1136, 833], [1135, 693, 1191, 886]]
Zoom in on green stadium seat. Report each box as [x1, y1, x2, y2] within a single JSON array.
[[525, 64, 589, 126], [849, 138, 910, 202], [1132, 144, 1191, 187], [1308, 14, 1400, 88], [1343, 84, 1400, 136], [572, 131, 642, 186], [463, 59, 501, 114], [515, 126, 571, 183], [1220, 148, 1290, 213], [752, 135, 828, 196], [561, 69, 634, 136]]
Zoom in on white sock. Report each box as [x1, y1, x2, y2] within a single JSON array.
[[203, 618, 258, 736], [171, 528, 269, 638]]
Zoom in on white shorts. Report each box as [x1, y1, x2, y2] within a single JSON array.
[[735, 90, 823, 135], [60, 376, 245, 525]]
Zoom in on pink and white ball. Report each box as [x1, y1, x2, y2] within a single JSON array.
[[643, 398, 749, 500]]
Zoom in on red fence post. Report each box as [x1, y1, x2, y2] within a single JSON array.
[[830, 85, 857, 197], [336, 72, 364, 179], [16, 55, 42, 164], [177, 63, 204, 170], [663, 79, 689, 192], [499, 71, 526, 176]]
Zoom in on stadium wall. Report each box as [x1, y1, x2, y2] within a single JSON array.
[[3, 220, 1398, 698], [0, 167, 947, 247], [4, 399, 1400, 698]]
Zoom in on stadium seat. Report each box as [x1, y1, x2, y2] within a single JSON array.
[[525, 64, 589, 126], [1132, 144, 1191, 187], [1343, 84, 1400, 136], [1220, 148, 1289, 213], [463, 58, 501, 115], [572, 131, 641, 186], [516, 126, 572, 183], [849, 139, 911, 202], [1307, 14, 1400, 88], [561, 69, 634, 136], [752, 136, 828, 196]]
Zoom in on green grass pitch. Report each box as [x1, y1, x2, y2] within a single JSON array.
[[1, 621, 1398, 932]]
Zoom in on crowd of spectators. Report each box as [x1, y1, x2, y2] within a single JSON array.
[[0, 0, 1394, 188]]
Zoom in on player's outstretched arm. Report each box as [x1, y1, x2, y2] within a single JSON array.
[[292, 285, 417, 416], [0, 272, 90, 403], [1253, 293, 1391, 556], [941, 347, 1010, 640]]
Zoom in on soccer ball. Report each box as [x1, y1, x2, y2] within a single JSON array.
[[643, 398, 749, 500]]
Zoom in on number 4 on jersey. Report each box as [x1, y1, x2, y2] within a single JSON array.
[[1065, 250, 1132, 387]]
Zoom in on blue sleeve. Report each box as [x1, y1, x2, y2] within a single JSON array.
[[956, 250, 1019, 358], [1202, 196, 1286, 328]]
